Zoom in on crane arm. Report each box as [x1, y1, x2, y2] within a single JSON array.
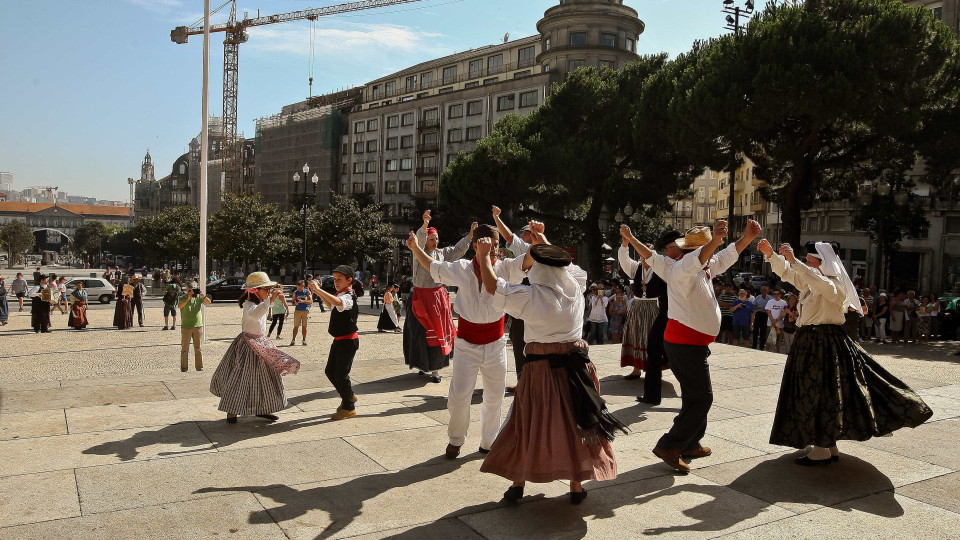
[[172, 0, 426, 43]]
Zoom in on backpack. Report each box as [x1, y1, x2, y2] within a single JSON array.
[[162, 290, 178, 306]]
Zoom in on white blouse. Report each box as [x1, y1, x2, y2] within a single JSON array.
[[241, 300, 271, 336], [767, 253, 846, 327]]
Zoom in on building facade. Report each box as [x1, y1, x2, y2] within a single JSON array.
[[0, 201, 133, 252]]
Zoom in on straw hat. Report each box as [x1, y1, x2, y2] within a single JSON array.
[[674, 226, 713, 251], [244, 271, 277, 289]]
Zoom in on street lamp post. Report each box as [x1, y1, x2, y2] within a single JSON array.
[[293, 163, 319, 276]]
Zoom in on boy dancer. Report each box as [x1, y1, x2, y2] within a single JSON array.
[[309, 266, 360, 420]]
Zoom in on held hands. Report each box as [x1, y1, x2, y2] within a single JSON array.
[[779, 243, 797, 264], [713, 220, 729, 242], [757, 239, 774, 257], [406, 231, 419, 251], [745, 219, 762, 240], [470, 222, 478, 235], [422, 209, 432, 225], [620, 224, 634, 242], [475, 237, 493, 256], [491, 205, 501, 218], [528, 220, 547, 245]]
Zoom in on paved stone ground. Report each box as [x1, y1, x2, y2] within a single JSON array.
[[2, 300, 960, 539]]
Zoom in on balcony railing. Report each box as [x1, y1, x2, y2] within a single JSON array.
[[750, 200, 768, 213], [415, 166, 438, 177], [416, 142, 439, 153], [367, 60, 545, 101], [417, 118, 439, 130]]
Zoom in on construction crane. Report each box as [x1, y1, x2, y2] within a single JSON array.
[[171, 0, 428, 195]]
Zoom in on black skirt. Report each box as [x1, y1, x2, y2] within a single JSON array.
[[770, 324, 932, 449], [402, 312, 451, 371], [31, 297, 51, 332]]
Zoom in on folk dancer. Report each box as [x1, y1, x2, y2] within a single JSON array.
[[477, 223, 626, 504], [210, 272, 301, 424], [622, 219, 762, 473], [758, 240, 932, 465], [403, 209, 476, 383], [309, 265, 361, 420], [406, 224, 525, 458], [492, 205, 533, 392], [68, 281, 89, 330], [28, 274, 53, 333], [377, 284, 403, 332]]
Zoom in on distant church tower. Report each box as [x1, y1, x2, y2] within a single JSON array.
[[140, 150, 156, 183]]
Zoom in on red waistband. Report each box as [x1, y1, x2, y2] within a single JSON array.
[[664, 319, 715, 346], [457, 317, 504, 345], [334, 333, 359, 341]]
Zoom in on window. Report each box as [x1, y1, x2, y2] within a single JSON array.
[[423, 108, 439, 122], [372, 84, 382, 99], [386, 159, 398, 171], [600, 33, 616, 47], [599, 60, 615, 69], [353, 162, 363, 174], [386, 181, 397, 194], [366, 119, 378, 131], [366, 161, 377, 173], [568, 59, 585, 72], [449, 104, 463, 118], [399, 181, 411, 194], [422, 132, 438, 145], [354, 121, 365, 133], [497, 94, 515, 111], [422, 180, 436, 193], [365, 183, 375, 194], [518, 45, 535, 67], [519, 90, 538, 108], [386, 137, 399, 150], [405, 75, 418, 92], [341, 182, 347, 193], [466, 126, 482, 141], [387, 115, 399, 128], [448, 129, 462, 143], [544, 63, 550, 73], [381, 100, 391, 106], [488, 54, 503, 74], [401, 158, 413, 170], [401, 135, 413, 148], [179, 163, 186, 174], [513, 70, 531, 79], [353, 141, 364, 153], [366, 140, 377, 152], [483, 77, 499, 85], [421, 71, 433, 87], [545, 37, 551, 50], [342, 143, 349, 154], [626, 37, 635, 52], [368, 103, 380, 109], [934, 6, 943, 20], [469, 59, 483, 78], [442, 65, 458, 84], [438, 87, 453, 94], [446, 154, 458, 166], [467, 100, 482, 115], [384, 81, 396, 95], [570, 32, 587, 46], [401, 113, 414, 126], [353, 182, 362, 193], [416, 92, 429, 99]]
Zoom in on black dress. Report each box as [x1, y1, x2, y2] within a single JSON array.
[[31, 288, 51, 333]]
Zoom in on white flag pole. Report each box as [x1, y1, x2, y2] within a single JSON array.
[[199, 0, 210, 343]]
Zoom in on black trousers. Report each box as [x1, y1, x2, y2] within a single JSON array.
[[509, 317, 527, 376], [133, 298, 145, 325], [752, 312, 769, 349], [268, 313, 285, 336], [643, 315, 669, 401], [326, 338, 358, 411], [658, 341, 713, 451]]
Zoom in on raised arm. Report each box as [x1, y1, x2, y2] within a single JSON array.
[[308, 281, 345, 308], [406, 231, 437, 272], [711, 219, 762, 275], [440, 225, 476, 260], [620, 224, 653, 260], [475, 238, 498, 296], [492, 205, 514, 245], [618, 244, 639, 279]]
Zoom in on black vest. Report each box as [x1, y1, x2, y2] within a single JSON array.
[[328, 290, 359, 337]]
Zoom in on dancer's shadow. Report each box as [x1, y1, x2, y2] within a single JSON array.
[[194, 454, 495, 540], [598, 374, 678, 401], [290, 374, 434, 407]]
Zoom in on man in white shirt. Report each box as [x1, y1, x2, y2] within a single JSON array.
[[586, 285, 610, 345], [621, 219, 761, 473], [492, 206, 533, 391], [407, 224, 525, 459], [766, 290, 789, 353]]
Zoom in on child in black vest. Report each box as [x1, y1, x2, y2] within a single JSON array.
[[309, 264, 360, 420]]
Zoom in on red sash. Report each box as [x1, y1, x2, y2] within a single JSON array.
[[458, 317, 505, 345], [664, 319, 715, 346], [411, 287, 456, 355], [334, 333, 359, 341]]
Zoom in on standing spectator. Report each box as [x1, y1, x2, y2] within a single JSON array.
[[873, 294, 890, 343], [717, 284, 737, 344], [917, 294, 933, 343], [766, 290, 789, 353], [267, 286, 290, 339], [370, 275, 380, 308], [730, 289, 753, 347], [33, 266, 43, 285], [290, 280, 312, 346], [889, 291, 906, 343], [859, 288, 875, 341], [12, 272, 28, 312], [178, 282, 211, 372], [606, 286, 629, 343], [903, 290, 920, 343], [131, 275, 147, 327], [162, 281, 180, 330], [926, 293, 941, 340], [0, 275, 8, 325], [55, 276, 68, 315], [781, 293, 799, 354], [752, 285, 773, 350], [586, 285, 609, 345]]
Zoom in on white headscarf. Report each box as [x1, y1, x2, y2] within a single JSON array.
[[815, 242, 864, 315], [527, 262, 584, 311]]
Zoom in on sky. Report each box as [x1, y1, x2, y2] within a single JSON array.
[[0, 0, 734, 202]]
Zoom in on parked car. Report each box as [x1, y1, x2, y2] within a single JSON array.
[[749, 275, 771, 290], [939, 296, 960, 341], [733, 272, 753, 288], [205, 277, 246, 301], [65, 278, 116, 304]]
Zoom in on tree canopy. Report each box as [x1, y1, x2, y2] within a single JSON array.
[[1, 220, 35, 268], [209, 194, 296, 266], [132, 205, 201, 264], [309, 194, 395, 268]]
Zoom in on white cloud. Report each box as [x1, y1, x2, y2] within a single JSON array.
[[246, 22, 446, 57]]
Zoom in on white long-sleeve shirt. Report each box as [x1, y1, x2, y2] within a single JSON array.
[[429, 256, 525, 324], [618, 246, 654, 283], [647, 244, 739, 337], [493, 264, 588, 344], [241, 300, 271, 335], [509, 235, 530, 256], [767, 253, 846, 326], [413, 226, 472, 289]]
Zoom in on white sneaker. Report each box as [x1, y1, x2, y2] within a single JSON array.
[[290, 340, 296, 346], [302, 341, 307, 346]]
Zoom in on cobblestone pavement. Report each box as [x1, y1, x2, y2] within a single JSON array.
[[1, 302, 960, 538]]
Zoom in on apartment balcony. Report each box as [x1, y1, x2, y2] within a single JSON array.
[[416, 142, 439, 153], [412, 189, 438, 199], [417, 118, 440, 130], [415, 166, 438, 178], [750, 200, 768, 213]]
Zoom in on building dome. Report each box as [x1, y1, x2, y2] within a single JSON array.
[[536, 0, 644, 76]]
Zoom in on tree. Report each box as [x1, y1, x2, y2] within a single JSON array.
[[73, 221, 108, 263], [209, 194, 296, 267], [1, 220, 35, 268], [309, 195, 395, 267], [442, 59, 699, 277], [852, 182, 929, 289], [132, 206, 201, 265], [682, 0, 960, 247]]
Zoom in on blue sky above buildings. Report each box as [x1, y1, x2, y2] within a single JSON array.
[[0, 0, 730, 201]]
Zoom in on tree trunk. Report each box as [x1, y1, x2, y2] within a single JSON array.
[[780, 162, 813, 249], [583, 181, 607, 280]]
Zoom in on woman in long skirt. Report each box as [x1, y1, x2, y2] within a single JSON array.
[[210, 272, 300, 423], [68, 281, 89, 330], [377, 284, 402, 332], [759, 240, 932, 465], [114, 278, 134, 329], [0, 276, 8, 325], [28, 275, 53, 333]]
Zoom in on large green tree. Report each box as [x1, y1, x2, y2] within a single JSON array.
[[682, 0, 960, 247], [309, 194, 394, 267], [132, 206, 201, 265], [72, 221, 108, 263], [209, 194, 296, 266], [1, 220, 35, 268]]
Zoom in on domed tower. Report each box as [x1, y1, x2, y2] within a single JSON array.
[[140, 150, 156, 184], [536, 0, 644, 77]]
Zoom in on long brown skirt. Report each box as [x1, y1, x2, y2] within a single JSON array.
[[480, 359, 617, 483], [69, 301, 88, 329]]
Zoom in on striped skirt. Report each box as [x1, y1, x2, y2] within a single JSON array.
[[210, 333, 291, 415], [620, 298, 660, 369]]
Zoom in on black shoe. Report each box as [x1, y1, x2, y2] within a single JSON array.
[[430, 375, 442, 383], [503, 485, 524, 502], [570, 490, 588, 505], [226, 416, 238, 424], [256, 414, 279, 422], [478, 446, 490, 454], [794, 456, 833, 466], [181, 368, 188, 372], [636, 395, 661, 405]]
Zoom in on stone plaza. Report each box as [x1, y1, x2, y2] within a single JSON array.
[[1, 298, 960, 539]]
